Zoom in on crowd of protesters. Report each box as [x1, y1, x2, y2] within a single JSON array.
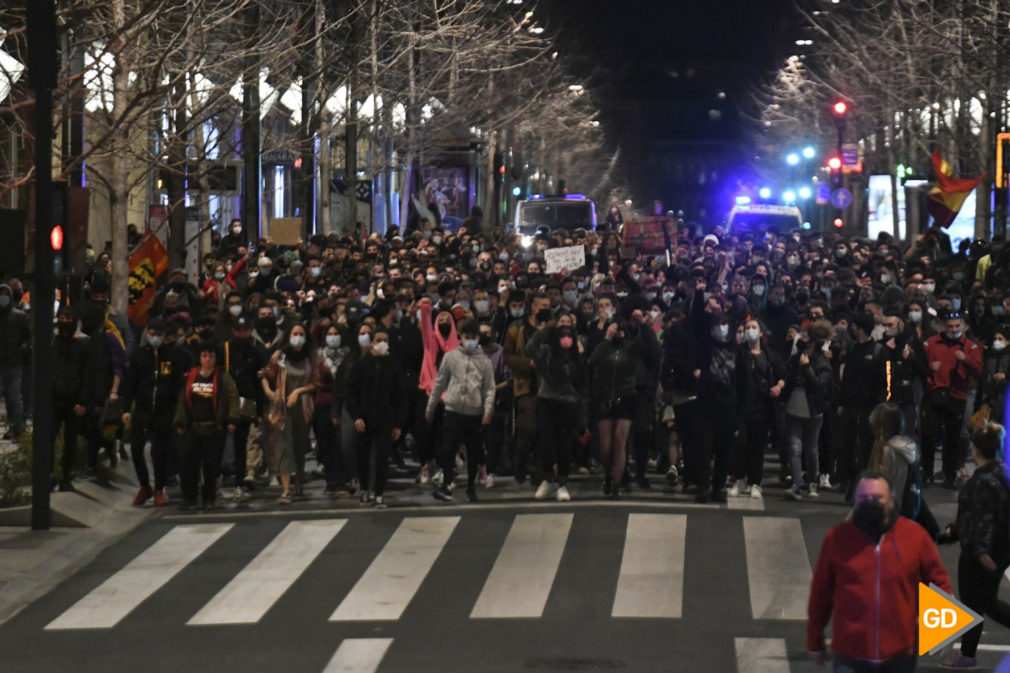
[[21, 209, 1010, 514]]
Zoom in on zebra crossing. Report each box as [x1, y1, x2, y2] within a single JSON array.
[[45, 511, 816, 634]]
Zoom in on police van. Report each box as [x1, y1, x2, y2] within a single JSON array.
[[513, 195, 597, 246], [726, 203, 803, 234]]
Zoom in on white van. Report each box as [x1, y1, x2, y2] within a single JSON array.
[[513, 195, 596, 245], [727, 204, 803, 234]]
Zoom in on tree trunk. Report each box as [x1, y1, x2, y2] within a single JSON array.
[[315, 0, 330, 234], [109, 0, 129, 313], [166, 78, 188, 271], [241, 3, 261, 240]]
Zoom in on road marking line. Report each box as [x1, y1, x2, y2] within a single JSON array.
[[188, 519, 346, 625], [471, 513, 573, 618], [321, 638, 393, 673], [45, 523, 233, 630], [612, 513, 686, 618], [735, 637, 791, 673], [330, 517, 459, 621], [744, 516, 812, 620]]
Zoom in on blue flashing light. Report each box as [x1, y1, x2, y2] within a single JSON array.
[[564, 193, 586, 200], [802, 146, 816, 159], [783, 190, 797, 203], [798, 186, 812, 199], [802, 221, 812, 230], [758, 187, 772, 199], [512, 186, 522, 197], [528, 194, 545, 200], [786, 153, 800, 166], [734, 195, 752, 206]]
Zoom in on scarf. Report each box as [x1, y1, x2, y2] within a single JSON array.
[[419, 306, 459, 395]]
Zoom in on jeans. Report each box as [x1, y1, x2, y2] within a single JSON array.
[[0, 365, 24, 435], [787, 413, 823, 489], [832, 654, 916, 673], [439, 411, 484, 491]]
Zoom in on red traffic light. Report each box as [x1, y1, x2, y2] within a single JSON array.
[[50, 225, 64, 251], [498, 164, 506, 175], [833, 217, 844, 229], [832, 100, 848, 116], [827, 155, 842, 171]]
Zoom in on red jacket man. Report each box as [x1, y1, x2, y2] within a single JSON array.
[[808, 472, 951, 670]]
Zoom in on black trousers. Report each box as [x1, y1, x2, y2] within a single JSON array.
[[180, 426, 224, 505], [538, 398, 577, 485], [357, 423, 393, 496], [313, 404, 344, 488], [230, 417, 252, 488], [736, 417, 770, 485], [675, 400, 700, 486], [958, 551, 1010, 657], [439, 411, 484, 490], [129, 411, 175, 492], [513, 395, 540, 483], [696, 408, 736, 492], [921, 390, 965, 481], [837, 407, 873, 489], [53, 399, 82, 480]]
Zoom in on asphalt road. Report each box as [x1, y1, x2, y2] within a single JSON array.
[[2, 478, 1009, 673]]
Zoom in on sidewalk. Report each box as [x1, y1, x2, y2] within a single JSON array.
[[0, 461, 161, 626]]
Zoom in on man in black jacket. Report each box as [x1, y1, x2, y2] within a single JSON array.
[[345, 328, 407, 508], [837, 313, 887, 498], [0, 282, 30, 438], [218, 317, 267, 498], [52, 306, 90, 490], [121, 316, 189, 506]]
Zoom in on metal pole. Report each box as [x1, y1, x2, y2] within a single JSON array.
[[28, 0, 57, 531]]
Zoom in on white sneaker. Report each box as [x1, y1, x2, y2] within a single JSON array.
[[485, 473, 495, 489], [750, 483, 762, 499], [727, 483, 740, 497], [556, 485, 571, 502], [819, 474, 832, 491], [417, 463, 431, 485], [432, 469, 444, 486], [232, 486, 249, 502], [728, 478, 746, 497], [807, 483, 820, 498], [534, 481, 551, 500]]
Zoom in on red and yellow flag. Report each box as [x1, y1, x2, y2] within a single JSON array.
[[928, 149, 984, 228], [127, 231, 168, 326]]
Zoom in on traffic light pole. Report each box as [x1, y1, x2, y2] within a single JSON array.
[[28, 1, 57, 531]]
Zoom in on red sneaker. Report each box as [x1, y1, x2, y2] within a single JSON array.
[[132, 487, 152, 506], [153, 491, 168, 507]]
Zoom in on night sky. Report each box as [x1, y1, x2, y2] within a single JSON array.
[[541, 0, 801, 216]]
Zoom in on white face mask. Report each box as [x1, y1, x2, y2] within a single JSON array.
[[461, 339, 479, 352], [474, 299, 490, 314], [325, 334, 341, 349], [228, 305, 242, 317], [289, 335, 306, 348], [649, 310, 661, 322], [310, 267, 322, 278], [744, 327, 760, 342], [994, 339, 1008, 352], [923, 283, 936, 294], [214, 272, 226, 281], [372, 341, 389, 355], [712, 324, 729, 340], [231, 226, 242, 236], [662, 291, 676, 303], [358, 333, 372, 348], [752, 285, 765, 296], [908, 310, 922, 324], [426, 274, 437, 282]]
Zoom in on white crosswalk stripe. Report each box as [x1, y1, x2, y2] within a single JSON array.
[[743, 516, 813, 620], [735, 638, 791, 673], [330, 516, 459, 621], [189, 519, 347, 625], [321, 638, 393, 673], [612, 513, 686, 618], [470, 512, 573, 618], [46, 523, 233, 630]]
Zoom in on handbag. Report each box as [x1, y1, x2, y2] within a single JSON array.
[[99, 397, 123, 428]]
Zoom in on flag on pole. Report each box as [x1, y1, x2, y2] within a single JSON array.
[[928, 149, 984, 228], [127, 230, 169, 326]]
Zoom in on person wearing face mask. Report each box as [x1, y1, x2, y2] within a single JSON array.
[[215, 218, 247, 260], [0, 283, 29, 440], [936, 424, 1010, 669], [479, 325, 512, 482], [760, 285, 798, 360], [426, 321, 495, 503], [213, 291, 247, 342], [346, 329, 407, 508], [978, 329, 1010, 425], [659, 308, 698, 487], [879, 312, 927, 446], [922, 313, 982, 489], [807, 472, 951, 671], [416, 300, 461, 486], [252, 306, 284, 352], [200, 252, 250, 311], [690, 312, 740, 503], [504, 294, 552, 487], [730, 320, 785, 499], [526, 321, 588, 502], [51, 306, 92, 491], [121, 316, 190, 506], [219, 317, 267, 499]]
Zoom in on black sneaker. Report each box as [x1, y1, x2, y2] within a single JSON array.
[[635, 475, 652, 491], [694, 489, 710, 503], [433, 486, 453, 502], [466, 489, 478, 503], [373, 495, 387, 509], [785, 486, 803, 501], [710, 488, 727, 503], [602, 477, 613, 497], [609, 486, 621, 500]]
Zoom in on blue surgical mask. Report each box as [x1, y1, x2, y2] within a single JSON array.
[[462, 339, 479, 352], [952, 298, 962, 311]]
